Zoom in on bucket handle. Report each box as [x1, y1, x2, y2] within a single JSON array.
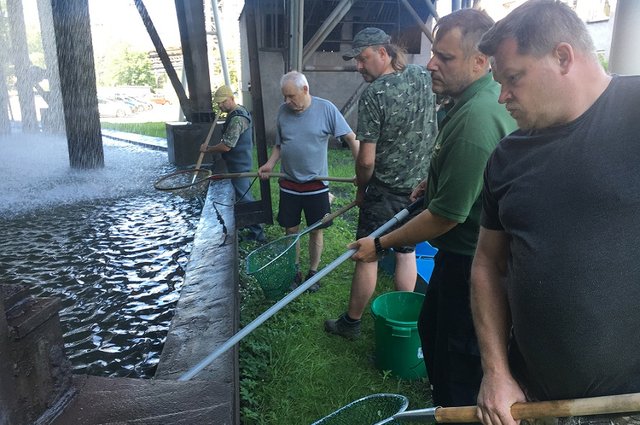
[[389, 325, 412, 338]]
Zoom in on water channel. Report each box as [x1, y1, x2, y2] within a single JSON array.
[[0, 134, 200, 378]]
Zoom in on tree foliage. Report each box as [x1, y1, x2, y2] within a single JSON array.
[[111, 48, 156, 87]]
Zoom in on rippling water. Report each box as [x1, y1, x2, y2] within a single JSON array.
[[0, 135, 201, 378]]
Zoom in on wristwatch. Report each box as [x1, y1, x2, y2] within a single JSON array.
[[374, 237, 384, 257]]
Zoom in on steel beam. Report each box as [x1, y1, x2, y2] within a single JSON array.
[[302, 0, 355, 66], [175, 0, 214, 123], [399, 0, 434, 44]]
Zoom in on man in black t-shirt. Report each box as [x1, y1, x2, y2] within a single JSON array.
[[470, 1, 640, 425]]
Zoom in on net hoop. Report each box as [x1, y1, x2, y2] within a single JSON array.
[[153, 168, 212, 192]]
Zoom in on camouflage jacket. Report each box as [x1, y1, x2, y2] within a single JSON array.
[[357, 64, 437, 193]]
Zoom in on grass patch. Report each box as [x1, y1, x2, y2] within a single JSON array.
[[101, 121, 167, 138]]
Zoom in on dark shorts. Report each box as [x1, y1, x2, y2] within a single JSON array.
[[277, 190, 331, 229], [356, 182, 418, 253]]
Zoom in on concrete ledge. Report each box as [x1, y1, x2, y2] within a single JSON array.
[[101, 129, 168, 151], [51, 375, 233, 424], [154, 180, 239, 421]]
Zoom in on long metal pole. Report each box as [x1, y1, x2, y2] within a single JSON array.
[[210, 0, 230, 86], [178, 197, 425, 381]]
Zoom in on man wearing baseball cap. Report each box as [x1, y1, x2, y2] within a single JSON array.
[[326, 28, 437, 338], [201, 85, 265, 242]]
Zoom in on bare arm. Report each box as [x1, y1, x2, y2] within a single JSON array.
[[410, 177, 428, 202], [342, 131, 360, 160], [350, 208, 457, 262], [200, 142, 231, 154], [355, 141, 376, 204], [258, 145, 281, 179], [471, 227, 526, 425]]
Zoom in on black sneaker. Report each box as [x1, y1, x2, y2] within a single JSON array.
[[324, 313, 361, 340], [305, 270, 320, 293]]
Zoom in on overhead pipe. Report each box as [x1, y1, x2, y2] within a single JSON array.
[[288, 0, 304, 71], [302, 0, 355, 66], [210, 0, 230, 86], [609, 0, 640, 75]]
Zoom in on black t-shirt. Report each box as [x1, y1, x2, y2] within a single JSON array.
[[481, 75, 640, 400]]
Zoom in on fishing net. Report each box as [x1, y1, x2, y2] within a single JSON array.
[[246, 234, 298, 300], [153, 168, 212, 199], [310, 394, 409, 425]]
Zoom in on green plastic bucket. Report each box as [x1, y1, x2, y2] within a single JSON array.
[[370, 291, 426, 380], [246, 235, 297, 300]]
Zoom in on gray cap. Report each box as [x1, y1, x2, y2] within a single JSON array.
[[342, 27, 392, 60]]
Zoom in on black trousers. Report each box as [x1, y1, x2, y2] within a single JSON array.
[[418, 250, 483, 408]]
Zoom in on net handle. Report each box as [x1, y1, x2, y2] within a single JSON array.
[[210, 172, 355, 183], [178, 197, 424, 381], [192, 118, 219, 183]]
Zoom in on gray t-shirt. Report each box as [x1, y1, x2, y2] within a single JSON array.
[[276, 96, 351, 182]]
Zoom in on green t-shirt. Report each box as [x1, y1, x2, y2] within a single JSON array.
[[426, 73, 517, 255], [357, 64, 437, 193]]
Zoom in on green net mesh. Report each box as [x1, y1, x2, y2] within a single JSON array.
[[246, 235, 298, 300], [310, 394, 409, 425]]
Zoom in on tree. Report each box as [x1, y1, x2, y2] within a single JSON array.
[[112, 48, 156, 87]]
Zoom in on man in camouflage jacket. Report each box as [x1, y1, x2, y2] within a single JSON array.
[[325, 27, 437, 338]]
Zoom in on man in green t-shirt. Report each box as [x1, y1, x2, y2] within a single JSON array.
[[348, 9, 517, 408]]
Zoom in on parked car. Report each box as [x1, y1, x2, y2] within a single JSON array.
[[97, 97, 131, 118], [111, 95, 142, 113]]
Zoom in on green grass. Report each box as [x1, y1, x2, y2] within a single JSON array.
[[238, 148, 432, 424], [101, 121, 167, 138]]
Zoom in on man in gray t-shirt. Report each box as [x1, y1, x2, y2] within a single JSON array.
[[259, 71, 359, 291]]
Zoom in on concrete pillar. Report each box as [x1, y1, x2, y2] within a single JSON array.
[[50, 0, 104, 168], [609, 0, 640, 75], [37, 0, 66, 134], [0, 44, 11, 134], [6, 0, 39, 132], [0, 284, 72, 425]]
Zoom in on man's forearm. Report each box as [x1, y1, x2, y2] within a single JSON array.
[[266, 145, 281, 167], [207, 142, 231, 154], [379, 209, 457, 248], [355, 141, 376, 187], [470, 229, 512, 377]]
